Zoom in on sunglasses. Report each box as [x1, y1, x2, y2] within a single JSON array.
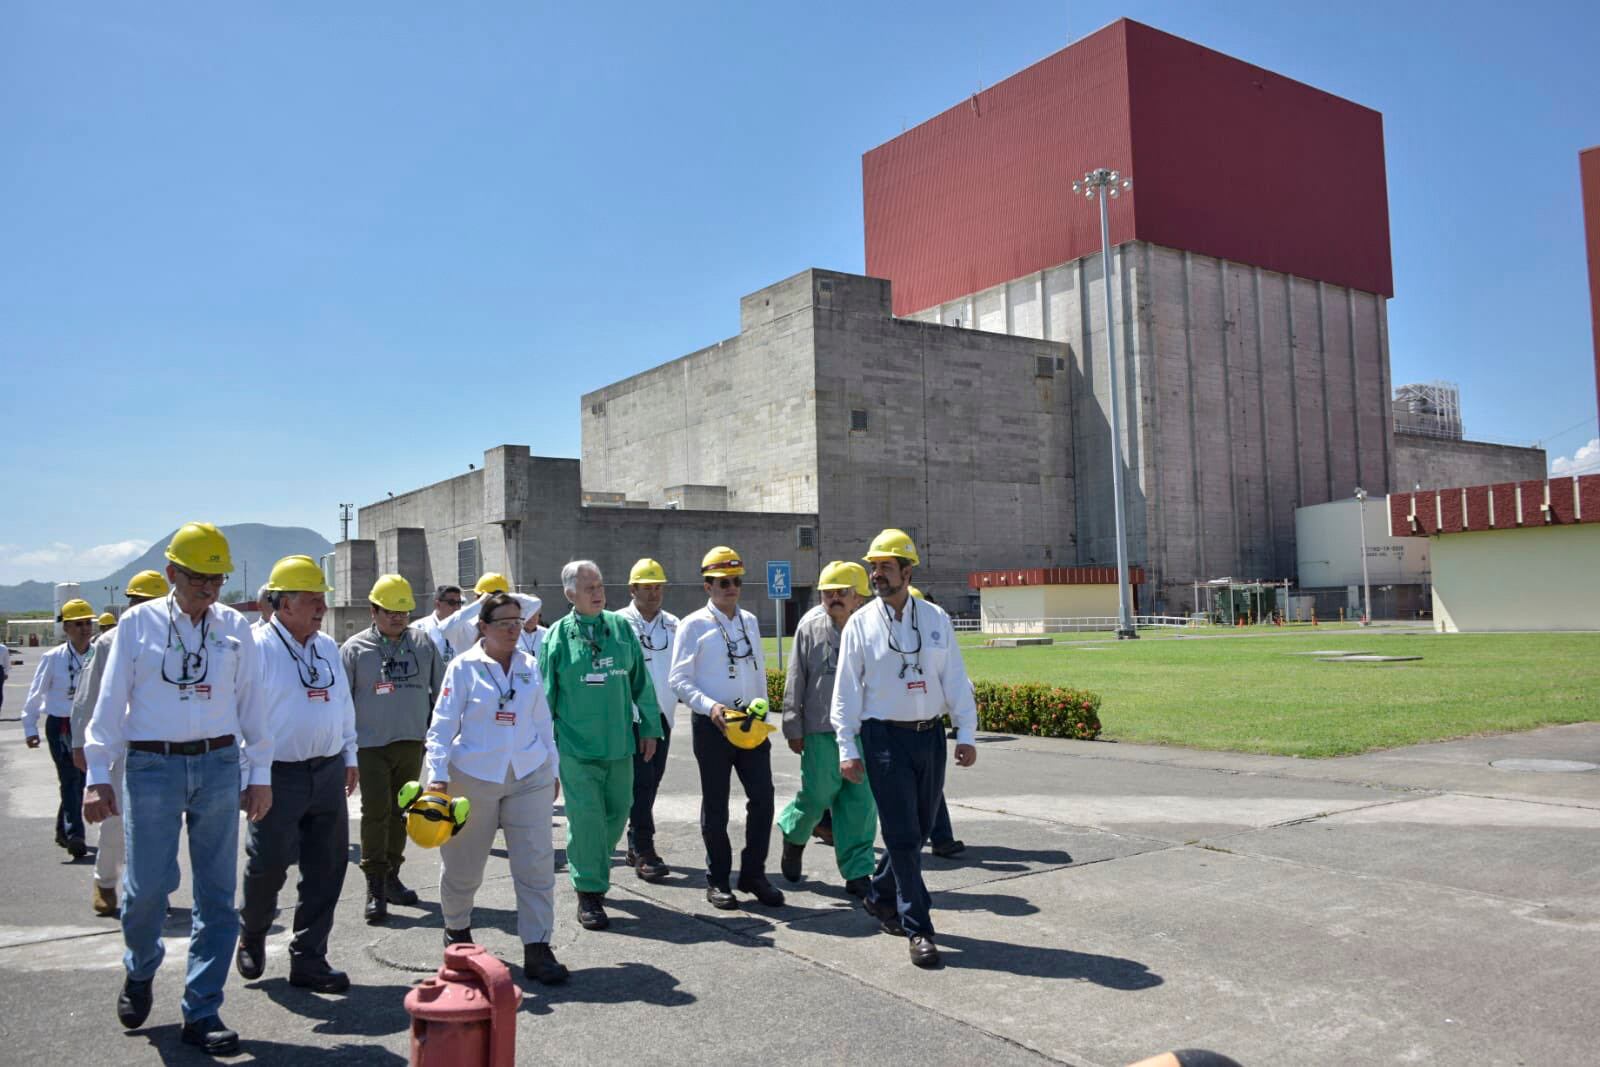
[[65, 619, 95, 627], [174, 565, 228, 589], [708, 577, 742, 589], [439, 597, 463, 607]]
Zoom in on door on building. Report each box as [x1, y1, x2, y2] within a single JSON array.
[[782, 588, 813, 636]]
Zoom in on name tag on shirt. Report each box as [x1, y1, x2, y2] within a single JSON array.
[[306, 688, 330, 702], [583, 672, 607, 686], [906, 680, 927, 694], [495, 710, 516, 725], [374, 681, 396, 696], [179, 684, 212, 702]]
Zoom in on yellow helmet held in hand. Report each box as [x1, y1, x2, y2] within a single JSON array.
[[97, 612, 117, 627], [59, 599, 95, 623], [723, 698, 776, 750], [629, 558, 668, 585], [397, 781, 471, 849], [865, 528, 919, 566], [166, 522, 233, 575], [265, 555, 330, 594], [818, 560, 870, 598], [701, 546, 745, 578], [125, 570, 171, 600], [369, 574, 416, 613], [474, 572, 510, 595]]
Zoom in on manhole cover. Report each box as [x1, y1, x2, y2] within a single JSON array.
[[1488, 759, 1599, 774]]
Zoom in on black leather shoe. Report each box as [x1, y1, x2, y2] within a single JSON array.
[[66, 836, 89, 859], [181, 1015, 240, 1055], [930, 839, 966, 858], [909, 935, 942, 968], [385, 872, 420, 906], [625, 847, 639, 868], [235, 933, 266, 980], [54, 829, 69, 850], [443, 926, 473, 948], [635, 852, 669, 883], [576, 892, 610, 930], [523, 942, 569, 985], [736, 874, 785, 907], [780, 841, 804, 883], [289, 961, 350, 993], [117, 976, 153, 1030], [364, 874, 388, 925], [862, 895, 905, 936], [705, 884, 738, 910], [844, 876, 871, 899], [811, 823, 834, 847]]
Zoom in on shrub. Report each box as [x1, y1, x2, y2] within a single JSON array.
[[766, 669, 786, 709]]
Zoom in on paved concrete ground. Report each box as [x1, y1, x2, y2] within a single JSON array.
[[2, 644, 1595, 1065]]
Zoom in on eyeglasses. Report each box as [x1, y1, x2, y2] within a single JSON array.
[[709, 577, 742, 589], [484, 615, 522, 631], [174, 565, 228, 589], [375, 608, 409, 619], [439, 597, 463, 607], [64, 619, 95, 628]]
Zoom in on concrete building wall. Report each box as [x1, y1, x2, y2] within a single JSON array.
[[1392, 433, 1547, 493], [1432, 524, 1600, 632]]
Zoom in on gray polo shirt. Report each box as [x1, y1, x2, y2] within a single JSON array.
[[340, 625, 443, 749], [781, 608, 844, 740]]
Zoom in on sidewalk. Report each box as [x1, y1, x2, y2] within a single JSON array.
[[2, 644, 1595, 1065]]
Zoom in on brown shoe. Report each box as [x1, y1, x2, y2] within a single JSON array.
[[92, 883, 119, 918], [909, 935, 941, 968]]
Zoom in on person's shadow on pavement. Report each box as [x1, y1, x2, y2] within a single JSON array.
[[933, 932, 1162, 989], [929, 843, 1074, 872], [523, 960, 696, 1015]]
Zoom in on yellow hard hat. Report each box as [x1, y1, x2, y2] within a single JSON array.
[[629, 558, 667, 585], [397, 782, 471, 849], [474, 572, 510, 595], [265, 554, 331, 594], [723, 698, 776, 750], [166, 522, 233, 575], [818, 560, 870, 598], [369, 574, 416, 613], [60, 599, 95, 623], [865, 528, 920, 566], [97, 612, 117, 627], [908, 585, 926, 600], [125, 570, 171, 599], [700, 546, 745, 578]]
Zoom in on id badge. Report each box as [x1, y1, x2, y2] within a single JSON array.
[[583, 672, 607, 686], [906, 680, 927, 694], [495, 710, 516, 725], [306, 688, 330, 702], [179, 684, 212, 702], [375, 681, 396, 696]]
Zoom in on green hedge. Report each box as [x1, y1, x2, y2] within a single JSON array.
[[765, 670, 1100, 741]]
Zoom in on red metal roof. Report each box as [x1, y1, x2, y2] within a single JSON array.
[[863, 19, 1393, 317], [1388, 475, 1600, 537], [968, 565, 1147, 588]]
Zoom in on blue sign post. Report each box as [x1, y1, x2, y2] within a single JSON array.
[[767, 561, 792, 670]]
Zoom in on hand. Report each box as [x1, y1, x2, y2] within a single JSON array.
[[428, 780, 449, 793], [954, 743, 977, 768], [242, 784, 273, 822], [72, 747, 87, 772], [709, 705, 729, 735], [788, 737, 805, 755], [25, 735, 40, 749], [840, 758, 865, 784], [640, 737, 658, 762], [83, 783, 119, 823], [344, 766, 360, 796]]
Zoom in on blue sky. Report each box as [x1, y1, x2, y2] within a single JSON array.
[[3, 1, 1597, 584]]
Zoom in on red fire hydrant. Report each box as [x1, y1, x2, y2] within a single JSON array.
[[404, 943, 522, 1067]]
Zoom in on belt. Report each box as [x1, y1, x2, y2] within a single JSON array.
[[129, 735, 235, 756], [884, 717, 944, 732]]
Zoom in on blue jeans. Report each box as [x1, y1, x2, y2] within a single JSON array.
[[46, 716, 86, 843], [121, 744, 241, 1023], [861, 719, 946, 938]]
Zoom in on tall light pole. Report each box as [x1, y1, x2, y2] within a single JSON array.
[[1354, 487, 1371, 626], [1072, 167, 1137, 639]]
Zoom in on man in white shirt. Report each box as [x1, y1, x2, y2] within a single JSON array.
[[436, 573, 541, 661], [71, 570, 172, 917], [669, 546, 783, 910], [832, 529, 978, 970], [411, 584, 464, 662], [616, 558, 679, 882], [83, 522, 274, 1055], [235, 556, 359, 995], [516, 598, 546, 663], [23, 597, 96, 859], [253, 584, 273, 631]]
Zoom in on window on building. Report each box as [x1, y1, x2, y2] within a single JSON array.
[[796, 525, 816, 549], [1036, 355, 1055, 379], [850, 409, 868, 432], [456, 538, 480, 588]]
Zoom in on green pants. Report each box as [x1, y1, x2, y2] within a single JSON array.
[[560, 754, 634, 893], [777, 733, 878, 880], [357, 739, 424, 878]]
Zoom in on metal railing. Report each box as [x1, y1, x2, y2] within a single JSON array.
[[953, 615, 1202, 634]]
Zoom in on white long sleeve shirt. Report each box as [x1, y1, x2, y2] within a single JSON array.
[[84, 596, 273, 788], [617, 602, 679, 726], [669, 600, 766, 716], [830, 595, 977, 763], [71, 629, 117, 747], [517, 623, 549, 662], [424, 643, 558, 786], [411, 611, 457, 663], [22, 642, 87, 737], [252, 619, 358, 774], [434, 593, 543, 667]]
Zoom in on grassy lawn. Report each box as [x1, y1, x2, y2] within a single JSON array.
[[765, 627, 1600, 758]]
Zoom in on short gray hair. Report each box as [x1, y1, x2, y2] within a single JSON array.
[[257, 584, 272, 603], [561, 560, 601, 596]]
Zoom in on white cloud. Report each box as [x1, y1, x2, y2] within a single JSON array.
[[0, 539, 152, 586], [1550, 437, 1600, 477]]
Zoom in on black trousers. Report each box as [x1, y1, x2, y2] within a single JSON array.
[[240, 755, 349, 965], [46, 715, 86, 843], [862, 719, 946, 938], [627, 715, 672, 856], [690, 713, 773, 887]]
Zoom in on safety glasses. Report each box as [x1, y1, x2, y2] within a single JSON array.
[[709, 577, 742, 589], [173, 565, 228, 589]]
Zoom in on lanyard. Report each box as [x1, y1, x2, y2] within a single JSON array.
[[633, 612, 670, 651], [881, 596, 923, 679], [481, 659, 516, 709], [375, 628, 417, 681], [712, 608, 754, 678], [67, 645, 84, 694], [163, 594, 210, 686], [272, 619, 333, 689], [519, 628, 542, 656], [577, 616, 606, 665]]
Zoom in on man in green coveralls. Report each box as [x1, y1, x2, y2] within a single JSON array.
[[541, 559, 662, 931], [777, 561, 877, 897]]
